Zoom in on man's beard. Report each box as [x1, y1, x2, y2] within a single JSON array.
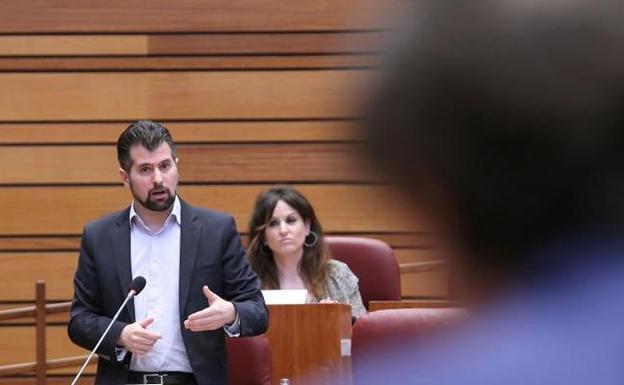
[[132, 184, 175, 212]]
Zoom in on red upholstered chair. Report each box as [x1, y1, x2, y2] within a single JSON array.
[[325, 236, 401, 308], [226, 335, 272, 385], [351, 308, 466, 384]]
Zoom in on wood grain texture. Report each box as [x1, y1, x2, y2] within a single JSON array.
[[0, 309, 69, 325], [0, 0, 404, 33], [394, 248, 446, 265], [266, 304, 351, 385], [0, 55, 381, 71], [0, 185, 425, 235], [147, 32, 386, 55], [0, 36, 147, 56], [0, 253, 76, 301], [0, 143, 369, 184], [0, 70, 368, 121], [0, 32, 386, 56], [0, 121, 361, 144], [0, 325, 93, 373], [0, 237, 80, 251], [394, 249, 449, 298], [400, 270, 449, 298]]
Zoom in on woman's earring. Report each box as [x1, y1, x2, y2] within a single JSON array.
[[304, 231, 318, 247]]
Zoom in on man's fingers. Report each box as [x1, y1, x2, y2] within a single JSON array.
[[131, 332, 160, 345], [139, 317, 154, 328], [131, 326, 161, 342], [133, 341, 154, 351], [127, 331, 160, 355], [139, 329, 162, 340], [184, 295, 235, 332], [119, 319, 162, 355], [184, 309, 221, 331], [185, 317, 220, 331], [202, 285, 220, 304], [186, 307, 212, 321]]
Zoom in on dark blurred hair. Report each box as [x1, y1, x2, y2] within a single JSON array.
[[365, 0, 624, 275], [117, 120, 177, 172], [248, 186, 330, 298]]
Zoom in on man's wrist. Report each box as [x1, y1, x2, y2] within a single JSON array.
[[226, 301, 237, 326]]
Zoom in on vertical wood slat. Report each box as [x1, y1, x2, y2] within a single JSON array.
[[35, 281, 46, 385]]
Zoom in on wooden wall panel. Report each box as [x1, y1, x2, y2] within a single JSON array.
[[0, 1, 404, 33], [0, 143, 368, 184], [0, 36, 148, 56], [0, 252, 76, 301], [146, 33, 386, 55], [0, 32, 386, 56], [0, 325, 93, 373], [0, 70, 368, 121], [0, 4, 450, 378], [0, 307, 68, 325], [0, 185, 425, 236], [0, 121, 361, 144], [394, 248, 446, 265], [401, 270, 449, 298], [0, 237, 80, 252], [0, 55, 381, 72], [0, 70, 367, 121]]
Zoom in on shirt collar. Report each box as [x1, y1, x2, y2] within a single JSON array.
[[129, 195, 181, 228]]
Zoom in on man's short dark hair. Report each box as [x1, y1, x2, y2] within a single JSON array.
[[117, 120, 177, 172], [365, 0, 624, 275]]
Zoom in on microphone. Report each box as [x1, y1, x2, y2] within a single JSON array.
[[128, 276, 146, 296], [70, 276, 146, 385]]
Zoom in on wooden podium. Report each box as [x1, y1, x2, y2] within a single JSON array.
[[265, 304, 352, 385]]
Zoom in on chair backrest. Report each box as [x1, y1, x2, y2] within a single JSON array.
[[325, 236, 401, 308], [226, 335, 272, 385], [351, 308, 466, 384]]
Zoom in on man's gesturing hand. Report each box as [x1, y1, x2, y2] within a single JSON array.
[[184, 286, 236, 332], [117, 317, 161, 355]]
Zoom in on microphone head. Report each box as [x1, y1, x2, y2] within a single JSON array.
[[129, 276, 146, 295]]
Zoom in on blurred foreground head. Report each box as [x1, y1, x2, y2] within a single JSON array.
[[365, 0, 624, 288]]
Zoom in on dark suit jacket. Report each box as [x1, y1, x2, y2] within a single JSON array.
[[68, 199, 268, 385]]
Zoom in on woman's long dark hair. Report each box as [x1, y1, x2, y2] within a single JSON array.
[[247, 186, 330, 299]]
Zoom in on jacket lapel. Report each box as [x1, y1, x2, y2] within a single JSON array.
[[111, 208, 135, 322], [179, 200, 201, 318]]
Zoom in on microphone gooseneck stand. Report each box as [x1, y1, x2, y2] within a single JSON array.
[[70, 276, 146, 385]]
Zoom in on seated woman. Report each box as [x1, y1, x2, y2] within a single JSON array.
[[247, 186, 367, 319]]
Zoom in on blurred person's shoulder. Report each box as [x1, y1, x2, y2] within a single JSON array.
[[359, 250, 624, 385]]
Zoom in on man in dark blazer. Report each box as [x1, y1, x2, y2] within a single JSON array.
[[68, 120, 268, 385]]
